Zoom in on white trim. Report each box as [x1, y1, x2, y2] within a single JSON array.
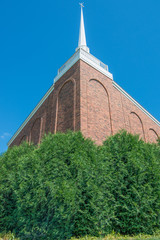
[[8, 85, 54, 146], [79, 49, 113, 79], [54, 48, 113, 83], [113, 81, 160, 127], [55, 50, 80, 82]]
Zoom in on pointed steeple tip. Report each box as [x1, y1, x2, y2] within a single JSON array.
[[76, 3, 90, 53], [79, 2, 84, 8]]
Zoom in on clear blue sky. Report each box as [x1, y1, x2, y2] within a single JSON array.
[[1, 0, 160, 153]]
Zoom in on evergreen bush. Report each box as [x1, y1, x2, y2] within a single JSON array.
[[100, 131, 160, 234], [0, 131, 159, 239]]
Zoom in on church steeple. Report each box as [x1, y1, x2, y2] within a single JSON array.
[[76, 3, 90, 53]]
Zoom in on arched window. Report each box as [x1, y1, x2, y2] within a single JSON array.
[[87, 79, 112, 144], [56, 80, 75, 132], [130, 112, 145, 140], [19, 135, 27, 145], [30, 118, 41, 144], [148, 128, 158, 143]]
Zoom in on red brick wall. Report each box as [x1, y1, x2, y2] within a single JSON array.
[[30, 118, 41, 144], [19, 135, 28, 145], [56, 80, 75, 132], [10, 61, 80, 147], [87, 79, 112, 143], [80, 60, 160, 144], [10, 59, 160, 147]]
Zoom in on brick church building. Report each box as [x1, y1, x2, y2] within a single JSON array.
[[8, 5, 160, 147]]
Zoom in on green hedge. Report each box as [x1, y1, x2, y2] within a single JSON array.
[[0, 131, 160, 239]]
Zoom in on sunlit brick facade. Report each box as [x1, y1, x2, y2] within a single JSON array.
[[8, 6, 160, 147]]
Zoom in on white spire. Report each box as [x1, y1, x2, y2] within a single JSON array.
[[76, 3, 89, 53]]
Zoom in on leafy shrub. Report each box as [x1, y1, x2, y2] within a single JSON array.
[[0, 143, 35, 233], [0, 231, 19, 240], [100, 131, 160, 234], [0, 131, 160, 239]]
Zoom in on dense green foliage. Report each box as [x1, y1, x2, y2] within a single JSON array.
[[1, 232, 160, 240], [0, 131, 160, 240], [70, 232, 160, 240]]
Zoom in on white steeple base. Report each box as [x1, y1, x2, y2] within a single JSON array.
[[76, 45, 90, 53]]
